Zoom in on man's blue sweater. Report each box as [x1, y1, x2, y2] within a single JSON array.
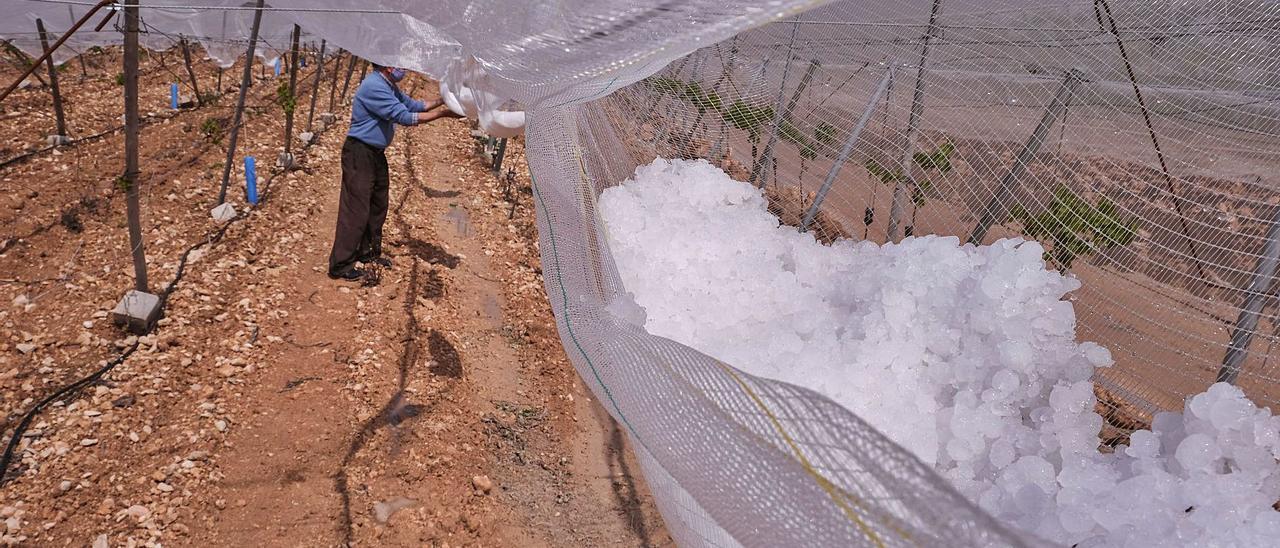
[[347, 72, 426, 149]]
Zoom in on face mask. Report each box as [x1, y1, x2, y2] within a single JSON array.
[[389, 68, 406, 82]]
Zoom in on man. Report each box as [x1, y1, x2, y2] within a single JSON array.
[[328, 64, 459, 281]]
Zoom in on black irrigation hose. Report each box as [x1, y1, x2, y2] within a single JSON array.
[[0, 89, 208, 169], [0, 124, 124, 169], [0, 74, 341, 483], [0, 49, 332, 170], [0, 341, 140, 484], [0, 138, 304, 485]]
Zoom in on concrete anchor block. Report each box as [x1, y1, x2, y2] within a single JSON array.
[[298, 132, 315, 146], [210, 202, 236, 222], [46, 135, 71, 147], [277, 152, 295, 170], [111, 289, 161, 335]]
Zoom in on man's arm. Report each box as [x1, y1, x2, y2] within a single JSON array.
[[393, 86, 435, 113], [363, 83, 420, 126], [414, 109, 464, 124]]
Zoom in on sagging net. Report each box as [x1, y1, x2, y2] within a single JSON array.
[[529, 0, 1280, 545], [7, 0, 1280, 545]]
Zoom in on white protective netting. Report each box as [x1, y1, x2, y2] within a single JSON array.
[[6, 0, 1280, 546]]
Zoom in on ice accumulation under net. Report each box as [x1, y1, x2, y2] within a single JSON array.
[[599, 158, 1280, 547]]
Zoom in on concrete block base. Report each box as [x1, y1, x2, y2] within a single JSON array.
[[277, 152, 295, 170], [210, 203, 237, 222], [111, 289, 161, 335], [46, 135, 71, 147]]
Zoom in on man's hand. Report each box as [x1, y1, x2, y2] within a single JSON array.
[[414, 110, 466, 125]]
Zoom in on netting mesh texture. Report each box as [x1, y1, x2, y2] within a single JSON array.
[[529, 0, 1280, 545], [622, 0, 1280, 424]]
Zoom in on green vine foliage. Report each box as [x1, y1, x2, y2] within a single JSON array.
[[814, 122, 837, 148], [199, 117, 224, 144], [865, 141, 955, 207], [680, 81, 723, 113], [722, 101, 774, 142], [1010, 185, 1140, 269], [275, 81, 296, 115], [649, 76, 817, 157]]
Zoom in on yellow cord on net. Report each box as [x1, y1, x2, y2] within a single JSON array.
[[573, 144, 907, 546], [715, 361, 901, 548]]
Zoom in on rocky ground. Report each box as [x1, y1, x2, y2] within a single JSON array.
[[0, 48, 668, 547]]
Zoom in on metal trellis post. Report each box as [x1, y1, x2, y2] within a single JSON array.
[[886, 0, 944, 242], [66, 4, 88, 81], [751, 57, 820, 188], [123, 0, 147, 293], [800, 68, 895, 232], [493, 138, 508, 175], [327, 48, 342, 113], [339, 55, 358, 106], [217, 0, 265, 204], [280, 24, 301, 166], [355, 60, 368, 97], [305, 39, 325, 133], [108, 0, 160, 335], [967, 69, 1082, 246], [1093, 0, 1215, 290], [1217, 207, 1280, 385], [180, 36, 202, 106], [36, 18, 68, 139]]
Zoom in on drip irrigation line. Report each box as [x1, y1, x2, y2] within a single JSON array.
[[0, 125, 118, 168], [0, 107, 183, 168], [0, 47, 332, 170], [0, 146, 300, 485], [0, 340, 139, 484]]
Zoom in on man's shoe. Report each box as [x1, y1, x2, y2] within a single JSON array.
[[360, 255, 393, 268], [327, 268, 365, 281]]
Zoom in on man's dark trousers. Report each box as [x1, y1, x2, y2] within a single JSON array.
[[329, 136, 390, 275]]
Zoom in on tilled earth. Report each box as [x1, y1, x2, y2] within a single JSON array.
[[0, 49, 668, 547]]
